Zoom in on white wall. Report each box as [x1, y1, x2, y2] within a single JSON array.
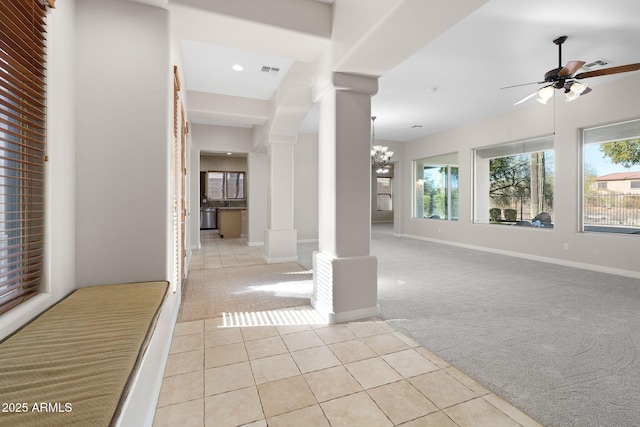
[[295, 133, 319, 241], [192, 124, 253, 154], [401, 72, 640, 277], [247, 152, 268, 245], [75, 0, 171, 286]]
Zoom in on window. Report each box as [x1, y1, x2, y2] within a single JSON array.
[[414, 153, 458, 220], [474, 136, 554, 227], [0, 0, 49, 314], [206, 171, 245, 200], [377, 177, 392, 211], [583, 119, 640, 234], [226, 172, 244, 199]]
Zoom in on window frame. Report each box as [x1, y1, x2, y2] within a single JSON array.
[[376, 176, 392, 211], [581, 119, 640, 234], [206, 170, 246, 200], [413, 153, 459, 221], [473, 136, 554, 227]]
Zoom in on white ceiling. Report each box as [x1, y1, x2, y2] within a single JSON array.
[[181, 40, 293, 100], [168, 0, 640, 142]]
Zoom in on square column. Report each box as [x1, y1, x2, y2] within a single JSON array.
[[312, 72, 379, 323], [264, 136, 298, 263]]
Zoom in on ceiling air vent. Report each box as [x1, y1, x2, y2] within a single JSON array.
[[581, 59, 611, 70], [261, 66, 280, 75]]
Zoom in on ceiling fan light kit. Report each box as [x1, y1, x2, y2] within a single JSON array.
[[536, 85, 554, 104], [507, 36, 640, 106]]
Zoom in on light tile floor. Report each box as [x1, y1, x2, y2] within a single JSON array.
[[189, 230, 266, 270], [153, 231, 543, 427]]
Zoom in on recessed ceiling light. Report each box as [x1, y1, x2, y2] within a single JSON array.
[[231, 64, 244, 72], [226, 152, 232, 155]]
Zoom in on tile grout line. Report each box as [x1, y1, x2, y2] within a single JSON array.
[[242, 330, 268, 426]]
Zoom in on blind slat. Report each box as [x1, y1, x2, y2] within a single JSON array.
[[0, 136, 47, 154], [0, 107, 47, 134], [0, 67, 48, 113]]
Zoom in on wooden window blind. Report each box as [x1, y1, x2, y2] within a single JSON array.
[[0, 0, 48, 315]]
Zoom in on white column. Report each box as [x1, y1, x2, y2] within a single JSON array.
[[312, 72, 379, 323], [263, 135, 298, 263]]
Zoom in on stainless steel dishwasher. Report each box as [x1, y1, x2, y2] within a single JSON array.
[[200, 207, 218, 229]]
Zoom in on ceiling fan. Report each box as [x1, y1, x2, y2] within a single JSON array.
[[504, 36, 640, 105]]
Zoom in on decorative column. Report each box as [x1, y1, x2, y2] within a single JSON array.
[[312, 72, 379, 323], [263, 135, 298, 263]]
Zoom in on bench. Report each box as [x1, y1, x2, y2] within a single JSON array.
[[0, 281, 168, 427]]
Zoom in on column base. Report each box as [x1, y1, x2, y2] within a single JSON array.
[[264, 229, 298, 264], [311, 251, 379, 324]]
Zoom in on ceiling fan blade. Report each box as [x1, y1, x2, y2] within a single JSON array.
[[575, 63, 640, 79], [501, 81, 544, 90], [513, 89, 539, 105], [559, 60, 586, 76]]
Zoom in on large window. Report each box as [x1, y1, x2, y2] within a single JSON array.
[[206, 171, 245, 200], [583, 119, 640, 234], [414, 153, 458, 220], [0, 0, 49, 314], [474, 136, 554, 227]]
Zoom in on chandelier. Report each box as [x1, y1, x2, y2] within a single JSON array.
[[370, 116, 393, 173]]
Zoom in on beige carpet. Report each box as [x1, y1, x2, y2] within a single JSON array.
[[178, 263, 313, 322]]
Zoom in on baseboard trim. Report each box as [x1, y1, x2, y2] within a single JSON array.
[[398, 233, 640, 280], [310, 298, 380, 324], [264, 255, 298, 264]]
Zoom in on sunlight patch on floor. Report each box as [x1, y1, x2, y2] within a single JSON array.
[[221, 308, 326, 327]]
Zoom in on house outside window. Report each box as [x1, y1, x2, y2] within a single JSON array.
[[583, 119, 640, 234]]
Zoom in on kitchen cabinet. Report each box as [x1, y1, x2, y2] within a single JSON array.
[[219, 208, 243, 238]]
